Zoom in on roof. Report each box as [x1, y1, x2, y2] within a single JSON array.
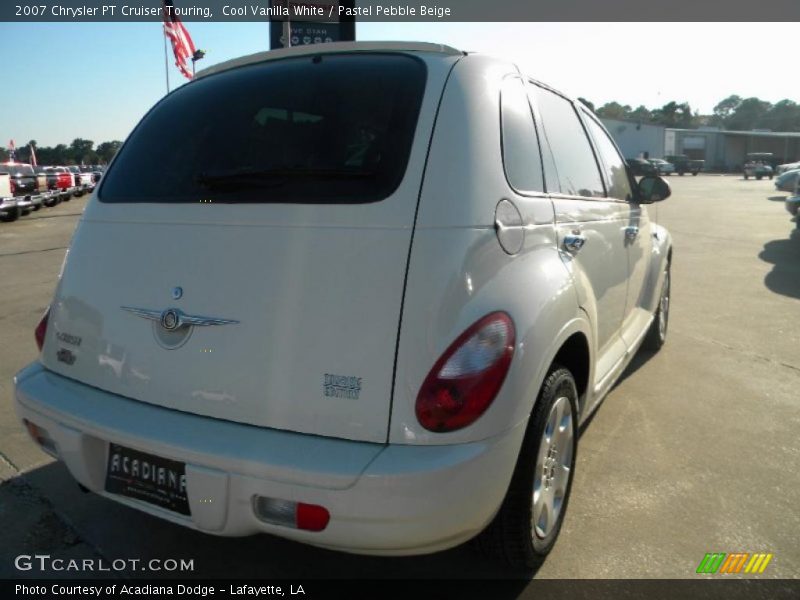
[[195, 41, 464, 80]]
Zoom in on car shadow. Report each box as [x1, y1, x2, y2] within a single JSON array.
[[579, 350, 654, 435], [767, 195, 787, 202], [2, 461, 538, 588], [759, 227, 800, 300]]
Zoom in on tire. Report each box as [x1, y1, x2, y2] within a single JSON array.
[[643, 262, 671, 351], [744, 174, 749, 180], [769, 175, 773, 180], [692, 172, 699, 176], [0, 206, 20, 222], [679, 172, 685, 176], [32, 203, 41, 211], [474, 366, 578, 570], [756, 175, 763, 180], [21, 208, 31, 216]]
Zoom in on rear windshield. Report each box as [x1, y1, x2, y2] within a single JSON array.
[[1, 164, 34, 175], [99, 53, 427, 204]]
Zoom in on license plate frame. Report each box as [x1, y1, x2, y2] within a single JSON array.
[[105, 443, 191, 516]]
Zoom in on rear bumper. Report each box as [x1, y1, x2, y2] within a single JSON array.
[[0, 197, 17, 213], [14, 362, 524, 556]]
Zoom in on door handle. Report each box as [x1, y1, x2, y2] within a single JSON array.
[[563, 234, 586, 254], [625, 226, 639, 241]]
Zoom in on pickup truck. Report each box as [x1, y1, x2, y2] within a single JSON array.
[[664, 155, 704, 176], [68, 166, 94, 196], [33, 166, 61, 207], [46, 167, 78, 202], [0, 162, 44, 214], [0, 171, 20, 222]]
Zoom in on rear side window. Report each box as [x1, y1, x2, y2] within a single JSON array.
[[531, 86, 604, 198], [100, 53, 427, 204], [500, 77, 544, 193], [582, 114, 634, 201]]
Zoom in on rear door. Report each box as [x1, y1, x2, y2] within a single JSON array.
[[43, 52, 458, 444], [529, 83, 630, 384]]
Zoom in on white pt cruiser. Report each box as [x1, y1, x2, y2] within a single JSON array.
[[15, 42, 672, 569]]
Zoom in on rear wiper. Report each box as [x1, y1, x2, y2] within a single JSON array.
[[196, 167, 375, 187]]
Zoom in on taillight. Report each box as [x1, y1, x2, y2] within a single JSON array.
[[35, 307, 50, 352], [253, 496, 330, 532], [416, 312, 515, 433], [10, 180, 15, 194]]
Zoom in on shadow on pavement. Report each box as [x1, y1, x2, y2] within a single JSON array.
[[767, 195, 787, 202], [579, 349, 655, 435], [760, 228, 800, 300], [3, 461, 538, 588]]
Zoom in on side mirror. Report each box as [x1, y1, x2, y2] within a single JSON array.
[[637, 175, 671, 203]]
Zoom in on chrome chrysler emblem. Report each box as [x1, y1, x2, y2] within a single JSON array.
[[121, 306, 239, 329], [161, 308, 181, 331], [172, 286, 183, 300]]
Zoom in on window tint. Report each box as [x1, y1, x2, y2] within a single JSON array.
[[531, 86, 604, 198], [583, 115, 634, 201], [500, 77, 544, 193], [100, 54, 427, 204]]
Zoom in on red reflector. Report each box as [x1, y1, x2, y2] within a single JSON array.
[[35, 307, 50, 352], [295, 503, 330, 532]]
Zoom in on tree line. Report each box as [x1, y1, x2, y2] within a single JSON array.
[[0, 139, 123, 166], [579, 95, 800, 132]]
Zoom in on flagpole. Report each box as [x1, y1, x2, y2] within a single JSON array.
[[163, 24, 171, 94]]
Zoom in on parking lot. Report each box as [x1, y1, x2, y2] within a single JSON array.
[[0, 175, 798, 581]]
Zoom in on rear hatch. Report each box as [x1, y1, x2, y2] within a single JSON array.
[[3, 164, 36, 196], [42, 51, 457, 443]]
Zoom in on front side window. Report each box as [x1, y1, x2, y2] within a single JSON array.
[[531, 86, 604, 198], [500, 77, 544, 193], [99, 53, 427, 204], [582, 114, 634, 201]]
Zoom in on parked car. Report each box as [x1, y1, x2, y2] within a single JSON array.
[[743, 153, 774, 180], [776, 161, 800, 175], [46, 167, 77, 202], [626, 157, 658, 176], [0, 171, 20, 222], [786, 195, 800, 218], [14, 42, 673, 569], [0, 162, 44, 214], [32, 166, 61, 207], [664, 154, 704, 176], [648, 158, 675, 175], [775, 168, 800, 193], [79, 165, 100, 190], [67, 166, 93, 195]]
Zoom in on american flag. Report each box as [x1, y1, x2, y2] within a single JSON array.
[[162, 0, 197, 80]]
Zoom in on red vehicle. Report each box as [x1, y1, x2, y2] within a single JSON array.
[[45, 167, 76, 202]]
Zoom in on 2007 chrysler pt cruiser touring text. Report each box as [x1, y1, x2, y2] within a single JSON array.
[[14, 42, 673, 569]]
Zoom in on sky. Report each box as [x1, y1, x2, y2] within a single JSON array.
[[0, 21, 796, 147]]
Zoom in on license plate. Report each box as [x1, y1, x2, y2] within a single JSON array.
[[105, 443, 191, 516]]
